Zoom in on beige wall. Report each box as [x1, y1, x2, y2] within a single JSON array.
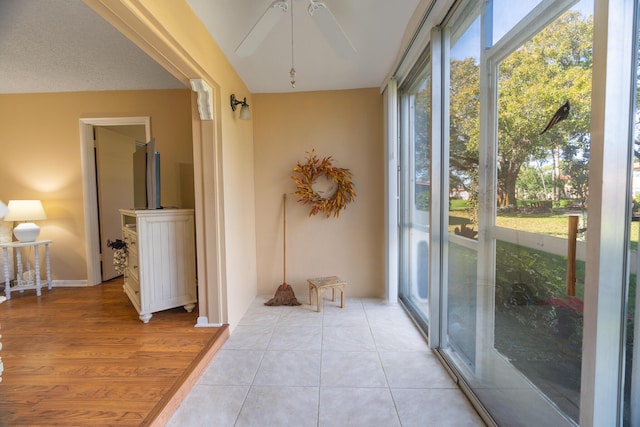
[[0, 89, 193, 281], [253, 88, 385, 298]]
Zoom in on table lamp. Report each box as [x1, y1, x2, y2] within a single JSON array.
[[3, 200, 47, 242]]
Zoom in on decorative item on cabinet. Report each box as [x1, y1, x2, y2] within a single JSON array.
[[106, 239, 128, 274]]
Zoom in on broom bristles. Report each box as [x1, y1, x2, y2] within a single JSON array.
[[264, 283, 300, 306]]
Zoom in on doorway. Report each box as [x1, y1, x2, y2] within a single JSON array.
[[94, 125, 147, 281], [79, 117, 151, 285]]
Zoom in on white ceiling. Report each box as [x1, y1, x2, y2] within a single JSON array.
[[0, 0, 185, 94], [186, 0, 421, 93], [0, 0, 420, 94]]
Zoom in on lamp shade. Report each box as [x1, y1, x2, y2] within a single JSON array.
[[0, 200, 7, 219], [4, 200, 47, 221], [239, 104, 252, 120], [4, 200, 47, 242]]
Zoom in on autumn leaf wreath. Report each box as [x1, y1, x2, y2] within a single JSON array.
[[291, 150, 356, 218]]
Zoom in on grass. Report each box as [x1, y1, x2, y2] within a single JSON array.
[[448, 209, 640, 244], [496, 213, 584, 237], [450, 199, 470, 211]]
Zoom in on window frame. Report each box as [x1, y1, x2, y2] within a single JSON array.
[[388, 0, 639, 424]]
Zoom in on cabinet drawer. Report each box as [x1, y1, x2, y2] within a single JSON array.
[[126, 250, 139, 282], [122, 229, 137, 250], [125, 270, 141, 306], [126, 274, 140, 294]]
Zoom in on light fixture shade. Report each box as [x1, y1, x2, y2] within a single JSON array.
[[0, 200, 7, 219], [4, 200, 47, 221], [231, 94, 252, 120], [4, 200, 47, 242], [239, 104, 252, 120]]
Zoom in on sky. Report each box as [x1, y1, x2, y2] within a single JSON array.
[[451, 0, 594, 60]]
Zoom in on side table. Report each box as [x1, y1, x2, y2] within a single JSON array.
[[0, 240, 52, 299], [307, 276, 347, 312]]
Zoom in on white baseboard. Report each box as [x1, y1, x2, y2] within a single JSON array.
[[196, 316, 222, 327], [51, 280, 91, 287]]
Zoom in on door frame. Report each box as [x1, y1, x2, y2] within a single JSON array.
[[79, 116, 151, 286]]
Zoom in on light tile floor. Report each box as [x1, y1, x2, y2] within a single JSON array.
[[168, 295, 485, 427]]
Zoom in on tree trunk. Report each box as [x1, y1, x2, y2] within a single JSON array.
[[498, 161, 521, 207], [553, 146, 561, 201]]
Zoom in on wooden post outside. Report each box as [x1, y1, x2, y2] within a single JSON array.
[[567, 215, 579, 296]]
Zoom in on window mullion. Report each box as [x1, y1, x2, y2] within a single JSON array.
[[580, 0, 637, 425], [429, 26, 444, 349]]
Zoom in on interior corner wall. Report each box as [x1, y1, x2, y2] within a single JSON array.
[[221, 99, 258, 330], [253, 88, 385, 299], [0, 89, 193, 281]]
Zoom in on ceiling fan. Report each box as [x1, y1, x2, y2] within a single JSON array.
[[235, 0, 357, 58]]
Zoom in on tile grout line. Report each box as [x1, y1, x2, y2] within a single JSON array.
[[233, 302, 283, 427], [366, 300, 411, 426], [317, 297, 325, 427], [369, 302, 404, 425]]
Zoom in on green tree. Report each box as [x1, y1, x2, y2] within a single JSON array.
[[448, 12, 593, 209], [517, 162, 553, 199], [449, 57, 480, 215], [414, 80, 431, 184], [496, 12, 592, 206]]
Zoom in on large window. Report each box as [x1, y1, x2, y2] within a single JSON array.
[[442, 2, 593, 424], [444, 7, 481, 372], [393, 0, 640, 422], [395, 0, 604, 425], [398, 51, 432, 329], [491, 6, 593, 421]]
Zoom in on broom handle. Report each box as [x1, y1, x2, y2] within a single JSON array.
[[283, 193, 287, 285]]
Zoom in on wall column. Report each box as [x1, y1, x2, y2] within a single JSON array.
[[191, 79, 226, 326]]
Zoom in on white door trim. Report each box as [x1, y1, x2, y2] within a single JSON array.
[[79, 116, 151, 285]]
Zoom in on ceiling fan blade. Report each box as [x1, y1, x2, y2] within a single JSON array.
[[307, 1, 356, 58], [235, 0, 289, 57]]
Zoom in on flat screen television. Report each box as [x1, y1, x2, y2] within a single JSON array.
[[133, 138, 161, 210]]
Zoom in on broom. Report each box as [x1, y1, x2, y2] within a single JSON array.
[[265, 194, 300, 306]]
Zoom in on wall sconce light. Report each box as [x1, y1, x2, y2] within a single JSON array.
[[230, 94, 252, 120], [4, 200, 47, 242]]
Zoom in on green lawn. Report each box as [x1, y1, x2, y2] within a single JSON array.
[[449, 209, 640, 244], [496, 213, 584, 238]]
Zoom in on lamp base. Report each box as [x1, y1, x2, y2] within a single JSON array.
[[13, 222, 40, 242]]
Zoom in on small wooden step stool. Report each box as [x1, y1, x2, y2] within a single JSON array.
[[307, 276, 346, 312]]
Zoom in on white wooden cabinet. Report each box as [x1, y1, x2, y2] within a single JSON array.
[[120, 209, 196, 323]]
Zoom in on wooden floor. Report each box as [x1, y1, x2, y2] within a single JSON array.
[[0, 278, 228, 427]]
